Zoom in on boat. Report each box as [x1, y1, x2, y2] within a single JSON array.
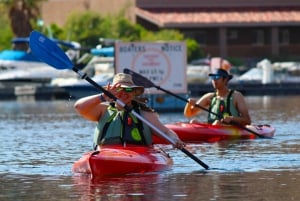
[[186, 58, 210, 84], [153, 122, 275, 144], [51, 56, 114, 86], [72, 144, 173, 178], [50, 55, 115, 99], [0, 37, 79, 88]]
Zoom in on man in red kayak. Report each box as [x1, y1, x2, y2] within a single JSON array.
[[184, 62, 251, 126], [74, 73, 185, 149]]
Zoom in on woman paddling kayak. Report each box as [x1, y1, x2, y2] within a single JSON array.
[[74, 73, 185, 150], [27, 31, 209, 175]]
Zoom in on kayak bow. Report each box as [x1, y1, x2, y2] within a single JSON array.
[[72, 145, 173, 177]]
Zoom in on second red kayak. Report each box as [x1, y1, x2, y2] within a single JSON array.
[[72, 145, 173, 178], [153, 122, 275, 144]]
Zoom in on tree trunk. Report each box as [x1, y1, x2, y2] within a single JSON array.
[[9, 0, 36, 50]]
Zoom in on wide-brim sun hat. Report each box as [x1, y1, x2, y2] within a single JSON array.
[[208, 69, 233, 80], [111, 73, 144, 96]]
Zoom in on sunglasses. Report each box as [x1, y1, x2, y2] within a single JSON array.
[[211, 75, 222, 80], [116, 87, 134, 93]]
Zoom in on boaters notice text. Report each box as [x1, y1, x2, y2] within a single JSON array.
[[115, 42, 187, 94]]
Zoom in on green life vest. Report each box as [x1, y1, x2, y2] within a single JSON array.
[[94, 104, 152, 147], [207, 90, 239, 123]]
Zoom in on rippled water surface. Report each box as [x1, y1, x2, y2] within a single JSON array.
[[0, 96, 299, 201]]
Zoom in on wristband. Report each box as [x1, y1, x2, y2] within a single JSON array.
[[99, 93, 106, 102]]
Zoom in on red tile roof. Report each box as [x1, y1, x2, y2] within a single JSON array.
[[135, 7, 300, 27]]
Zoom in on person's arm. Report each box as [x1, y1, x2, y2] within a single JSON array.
[[184, 98, 200, 117], [184, 93, 213, 117], [74, 94, 108, 122], [142, 111, 185, 149], [222, 91, 251, 126]]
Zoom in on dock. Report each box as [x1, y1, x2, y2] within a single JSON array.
[[1, 82, 299, 102], [188, 82, 300, 97], [1, 85, 70, 101]]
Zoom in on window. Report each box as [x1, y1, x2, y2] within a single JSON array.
[[184, 31, 206, 46], [228, 30, 238, 40], [253, 29, 264, 45], [280, 29, 290, 45], [195, 31, 206, 46]]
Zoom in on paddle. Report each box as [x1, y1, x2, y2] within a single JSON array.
[[123, 68, 269, 139], [29, 31, 209, 170]]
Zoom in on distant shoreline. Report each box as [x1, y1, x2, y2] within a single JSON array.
[[188, 82, 300, 97], [0, 81, 300, 102]]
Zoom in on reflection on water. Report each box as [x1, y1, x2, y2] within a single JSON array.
[[0, 96, 299, 201], [1, 171, 299, 201], [71, 171, 300, 201]]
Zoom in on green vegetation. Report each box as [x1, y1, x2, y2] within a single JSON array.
[[62, 11, 203, 61], [0, 4, 203, 62], [0, 4, 13, 50]]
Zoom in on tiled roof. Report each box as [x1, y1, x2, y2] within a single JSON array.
[[135, 7, 300, 27]]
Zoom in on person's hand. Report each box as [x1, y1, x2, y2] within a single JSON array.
[[221, 116, 234, 124], [188, 98, 196, 105], [103, 82, 118, 102], [174, 139, 185, 149]]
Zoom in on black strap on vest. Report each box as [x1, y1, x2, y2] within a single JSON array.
[[226, 90, 234, 115]]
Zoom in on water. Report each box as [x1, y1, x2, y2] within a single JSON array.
[[0, 96, 299, 200]]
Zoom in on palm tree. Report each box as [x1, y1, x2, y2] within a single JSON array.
[[4, 0, 43, 50]]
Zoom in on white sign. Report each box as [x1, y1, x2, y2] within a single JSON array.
[[115, 42, 187, 94]]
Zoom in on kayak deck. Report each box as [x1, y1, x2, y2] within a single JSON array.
[[72, 145, 173, 178], [153, 122, 275, 143]]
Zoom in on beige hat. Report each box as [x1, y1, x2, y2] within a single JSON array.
[[111, 73, 144, 96]]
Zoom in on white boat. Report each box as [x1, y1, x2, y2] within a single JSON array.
[[50, 55, 115, 99], [0, 38, 79, 88], [186, 65, 210, 84], [51, 56, 115, 86], [186, 58, 210, 84], [238, 59, 300, 84]]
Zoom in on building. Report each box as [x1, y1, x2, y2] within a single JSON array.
[[41, 0, 300, 61], [135, 0, 300, 61], [41, 0, 135, 27]]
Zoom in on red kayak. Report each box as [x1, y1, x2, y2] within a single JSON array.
[[153, 122, 275, 144], [72, 145, 173, 178]]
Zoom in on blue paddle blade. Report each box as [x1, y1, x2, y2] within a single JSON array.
[[29, 31, 74, 70]]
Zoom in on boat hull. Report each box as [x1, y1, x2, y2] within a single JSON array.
[[72, 145, 173, 178], [153, 122, 275, 143]]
